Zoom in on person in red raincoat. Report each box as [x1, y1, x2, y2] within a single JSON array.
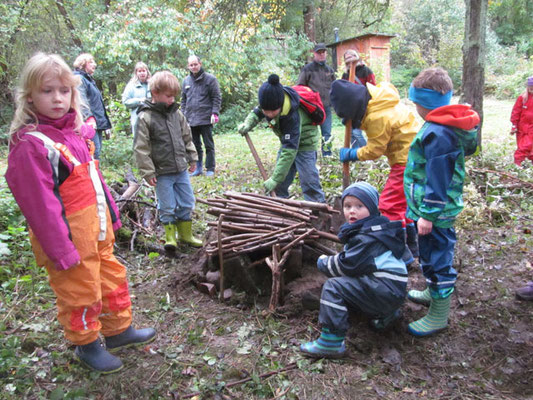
[[510, 76, 533, 166]]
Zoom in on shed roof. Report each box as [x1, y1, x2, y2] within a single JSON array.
[[326, 33, 396, 48]]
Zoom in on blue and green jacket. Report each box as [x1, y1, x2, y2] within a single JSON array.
[[251, 86, 320, 184], [404, 104, 480, 228]]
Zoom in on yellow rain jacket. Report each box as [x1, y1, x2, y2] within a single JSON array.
[[358, 83, 419, 166]]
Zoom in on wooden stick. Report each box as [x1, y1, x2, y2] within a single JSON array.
[[222, 222, 305, 251], [267, 244, 282, 311], [243, 132, 276, 196], [218, 214, 225, 301], [225, 191, 311, 215], [223, 199, 311, 221], [308, 240, 337, 255], [243, 192, 340, 213], [280, 228, 315, 253], [343, 62, 356, 190]]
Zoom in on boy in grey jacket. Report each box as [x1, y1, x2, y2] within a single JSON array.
[[134, 71, 202, 249]]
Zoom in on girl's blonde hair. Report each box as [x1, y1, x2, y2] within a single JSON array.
[[10, 52, 84, 137], [73, 53, 94, 71], [130, 61, 151, 84]]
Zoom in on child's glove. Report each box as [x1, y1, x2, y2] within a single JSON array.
[[510, 126, 517, 135], [210, 114, 219, 124], [264, 178, 278, 193], [238, 113, 260, 135], [339, 147, 358, 162], [104, 129, 112, 140]]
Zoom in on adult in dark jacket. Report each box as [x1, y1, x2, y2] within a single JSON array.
[[73, 53, 112, 160], [181, 55, 222, 177], [296, 43, 336, 156], [238, 74, 325, 203]]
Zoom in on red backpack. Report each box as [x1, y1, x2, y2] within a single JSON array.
[[292, 85, 326, 126]]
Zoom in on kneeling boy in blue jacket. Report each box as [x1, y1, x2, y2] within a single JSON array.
[[300, 182, 408, 358]]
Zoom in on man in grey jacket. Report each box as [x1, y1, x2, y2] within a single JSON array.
[[181, 55, 222, 177], [296, 43, 336, 157]]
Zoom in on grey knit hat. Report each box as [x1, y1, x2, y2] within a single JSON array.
[[341, 182, 380, 216]]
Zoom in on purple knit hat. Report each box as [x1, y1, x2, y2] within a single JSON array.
[[528, 76, 533, 86]]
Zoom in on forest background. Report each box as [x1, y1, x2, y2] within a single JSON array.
[[0, 0, 532, 399], [0, 0, 532, 138]]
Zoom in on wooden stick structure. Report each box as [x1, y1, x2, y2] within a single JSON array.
[[200, 191, 341, 309]]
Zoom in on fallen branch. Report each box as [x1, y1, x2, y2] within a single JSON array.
[[470, 167, 533, 189]]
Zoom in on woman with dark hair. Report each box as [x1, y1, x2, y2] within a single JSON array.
[[73, 53, 112, 159]]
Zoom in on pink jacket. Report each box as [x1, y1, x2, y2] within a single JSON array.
[[5, 110, 121, 271]]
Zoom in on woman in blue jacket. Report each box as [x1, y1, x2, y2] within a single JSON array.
[[73, 53, 112, 159], [122, 62, 151, 136]]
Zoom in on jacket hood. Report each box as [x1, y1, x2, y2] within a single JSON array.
[[339, 216, 405, 259], [138, 100, 179, 115], [425, 104, 480, 131], [330, 79, 371, 129], [366, 82, 400, 113]]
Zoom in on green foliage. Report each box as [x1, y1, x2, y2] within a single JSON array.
[[484, 29, 533, 99], [489, 0, 533, 57], [0, 186, 23, 232], [79, 1, 310, 134], [389, 0, 465, 89]]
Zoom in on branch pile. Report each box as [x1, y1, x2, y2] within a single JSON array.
[[197, 191, 341, 310]]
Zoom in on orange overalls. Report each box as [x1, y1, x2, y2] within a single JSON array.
[[26, 132, 132, 345]]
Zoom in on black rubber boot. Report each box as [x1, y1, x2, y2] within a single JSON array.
[[75, 339, 123, 374], [105, 326, 156, 350]]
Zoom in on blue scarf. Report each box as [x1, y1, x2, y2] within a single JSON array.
[[408, 85, 452, 110]]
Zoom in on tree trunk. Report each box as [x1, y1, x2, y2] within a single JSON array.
[[54, 0, 83, 49], [461, 0, 488, 150], [303, 2, 315, 43]]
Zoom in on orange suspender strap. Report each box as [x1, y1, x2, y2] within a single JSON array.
[[53, 143, 81, 166]]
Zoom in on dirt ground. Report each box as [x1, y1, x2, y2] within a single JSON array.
[[104, 217, 532, 399]]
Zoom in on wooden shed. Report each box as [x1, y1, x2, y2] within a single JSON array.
[[327, 33, 396, 82]]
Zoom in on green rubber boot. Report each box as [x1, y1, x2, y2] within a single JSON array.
[[163, 223, 177, 251], [408, 290, 452, 337], [407, 287, 431, 306], [175, 220, 202, 247]]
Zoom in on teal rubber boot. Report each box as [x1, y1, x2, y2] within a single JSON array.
[[408, 287, 431, 306], [300, 327, 346, 359], [408, 289, 453, 337]]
